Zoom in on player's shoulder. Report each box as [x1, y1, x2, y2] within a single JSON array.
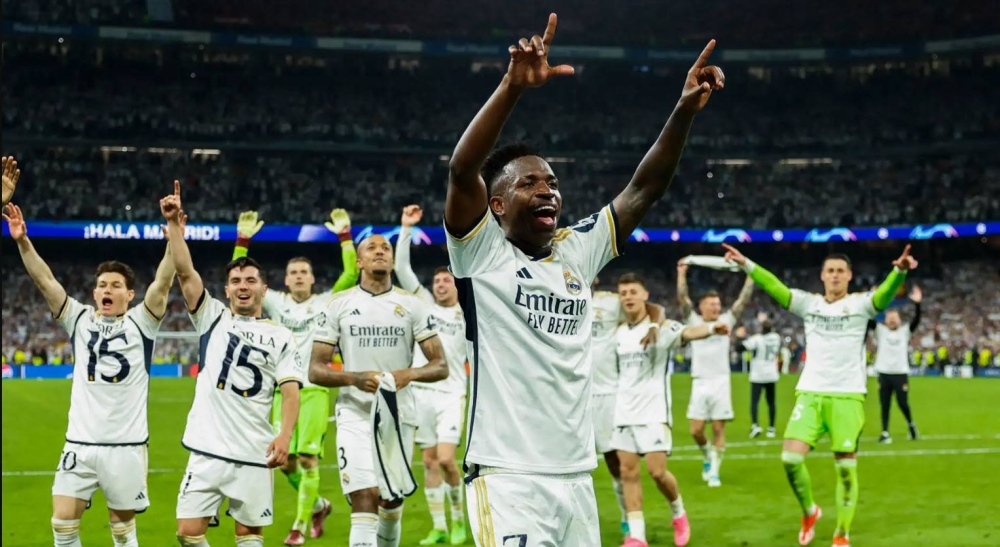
[[389, 287, 430, 311], [326, 286, 361, 307], [662, 318, 685, 332], [257, 317, 295, 340]]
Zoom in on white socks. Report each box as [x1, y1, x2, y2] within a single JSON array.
[[448, 481, 465, 524], [426, 485, 448, 530], [52, 519, 81, 547], [350, 513, 379, 547], [670, 496, 686, 518], [627, 511, 646, 542], [612, 478, 627, 522], [234, 535, 263, 547], [176, 535, 209, 547], [110, 519, 138, 546], [378, 506, 403, 547], [711, 446, 725, 476]]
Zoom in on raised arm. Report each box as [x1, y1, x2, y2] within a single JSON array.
[[143, 242, 177, 319], [395, 205, 425, 293], [723, 244, 792, 309], [446, 13, 574, 236], [2, 156, 22, 208], [325, 208, 359, 293], [231, 210, 264, 260], [4, 203, 67, 315], [908, 286, 922, 333], [612, 41, 724, 235], [676, 262, 693, 318], [730, 276, 755, 317], [872, 245, 917, 312], [160, 181, 203, 311], [396, 336, 448, 388]]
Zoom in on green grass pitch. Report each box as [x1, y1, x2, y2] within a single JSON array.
[[3, 375, 998, 546]]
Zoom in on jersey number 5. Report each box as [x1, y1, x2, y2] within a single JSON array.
[[216, 333, 265, 398], [86, 331, 130, 383]]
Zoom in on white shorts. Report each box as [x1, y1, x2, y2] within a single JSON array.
[[590, 393, 616, 455], [336, 413, 415, 496], [52, 443, 149, 512], [466, 470, 599, 547], [176, 453, 274, 527], [611, 424, 673, 455], [414, 387, 466, 449], [687, 376, 734, 421]]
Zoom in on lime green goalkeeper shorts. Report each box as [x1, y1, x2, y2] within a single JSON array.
[[784, 391, 866, 453], [272, 387, 330, 458]]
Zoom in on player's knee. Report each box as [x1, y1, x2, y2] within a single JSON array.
[[350, 488, 381, 512], [781, 450, 805, 470], [619, 460, 641, 480], [176, 519, 208, 538], [422, 452, 439, 470], [280, 456, 299, 474], [439, 456, 459, 474], [298, 454, 319, 469], [647, 466, 668, 482], [52, 518, 80, 546]]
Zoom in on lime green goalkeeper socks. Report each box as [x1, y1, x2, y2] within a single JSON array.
[[283, 466, 302, 491], [835, 459, 859, 536], [296, 467, 321, 528], [781, 451, 816, 516]]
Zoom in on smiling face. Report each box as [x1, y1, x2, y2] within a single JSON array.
[[225, 264, 266, 316], [92, 271, 135, 317], [432, 269, 458, 306], [699, 294, 722, 321], [489, 155, 562, 252], [358, 235, 394, 277]]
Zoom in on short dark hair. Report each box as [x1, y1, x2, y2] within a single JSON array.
[[433, 266, 453, 278], [823, 253, 853, 270], [699, 290, 720, 303], [481, 142, 541, 196], [225, 256, 266, 283], [95, 261, 136, 290], [762, 320, 774, 333], [617, 272, 646, 289], [287, 256, 312, 268]]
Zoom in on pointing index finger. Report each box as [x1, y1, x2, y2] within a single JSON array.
[[173, 180, 181, 196], [541, 13, 558, 46], [692, 39, 717, 70]]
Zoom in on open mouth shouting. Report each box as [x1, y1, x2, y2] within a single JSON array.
[[531, 204, 558, 229]]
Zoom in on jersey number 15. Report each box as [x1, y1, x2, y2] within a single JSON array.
[[215, 333, 265, 398]]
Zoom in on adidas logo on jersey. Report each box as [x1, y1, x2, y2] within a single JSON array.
[[260, 508, 272, 518], [515, 267, 533, 279], [350, 309, 361, 316], [134, 491, 146, 501]]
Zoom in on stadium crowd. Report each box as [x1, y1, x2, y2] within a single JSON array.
[[4, 253, 998, 369], [5, 0, 997, 48]]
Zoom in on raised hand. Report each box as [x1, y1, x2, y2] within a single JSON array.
[[506, 13, 576, 88], [237, 210, 264, 239], [324, 208, 351, 236], [678, 40, 725, 114], [909, 285, 923, 303], [159, 180, 183, 223], [401, 204, 423, 227], [1, 156, 22, 207], [892, 244, 918, 271], [677, 260, 689, 275], [722, 243, 747, 266], [160, 210, 188, 239], [2, 203, 27, 241]]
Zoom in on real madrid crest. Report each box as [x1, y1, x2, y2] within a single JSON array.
[[564, 271, 583, 295], [394, 305, 406, 317]]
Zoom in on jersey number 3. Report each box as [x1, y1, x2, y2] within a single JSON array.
[[86, 331, 130, 383], [216, 333, 265, 398]]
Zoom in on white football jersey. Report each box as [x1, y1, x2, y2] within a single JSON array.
[[56, 297, 161, 445], [447, 204, 620, 475], [315, 286, 437, 425], [182, 291, 305, 467], [873, 324, 912, 375], [408, 286, 468, 395], [788, 290, 877, 394], [590, 291, 623, 395], [614, 318, 685, 427], [744, 332, 782, 383], [686, 310, 736, 379], [263, 290, 335, 390]]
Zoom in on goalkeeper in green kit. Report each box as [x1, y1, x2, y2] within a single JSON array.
[[231, 209, 359, 545], [721, 243, 918, 547]]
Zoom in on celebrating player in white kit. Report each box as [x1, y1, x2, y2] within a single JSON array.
[[230, 209, 360, 545], [872, 286, 922, 443], [613, 273, 729, 547], [677, 263, 754, 487], [6, 195, 175, 547], [163, 183, 305, 547], [590, 278, 662, 539], [736, 320, 782, 438], [308, 234, 448, 547], [444, 12, 725, 545], [395, 205, 470, 545]]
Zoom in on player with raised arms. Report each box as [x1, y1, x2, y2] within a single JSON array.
[[163, 182, 305, 547], [444, 12, 724, 544], [677, 264, 754, 487], [2, 155, 21, 208], [5, 184, 175, 547], [308, 234, 449, 547], [230, 209, 360, 545], [613, 273, 730, 547], [722, 243, 917, 547], [395, 204, 470, 545]]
